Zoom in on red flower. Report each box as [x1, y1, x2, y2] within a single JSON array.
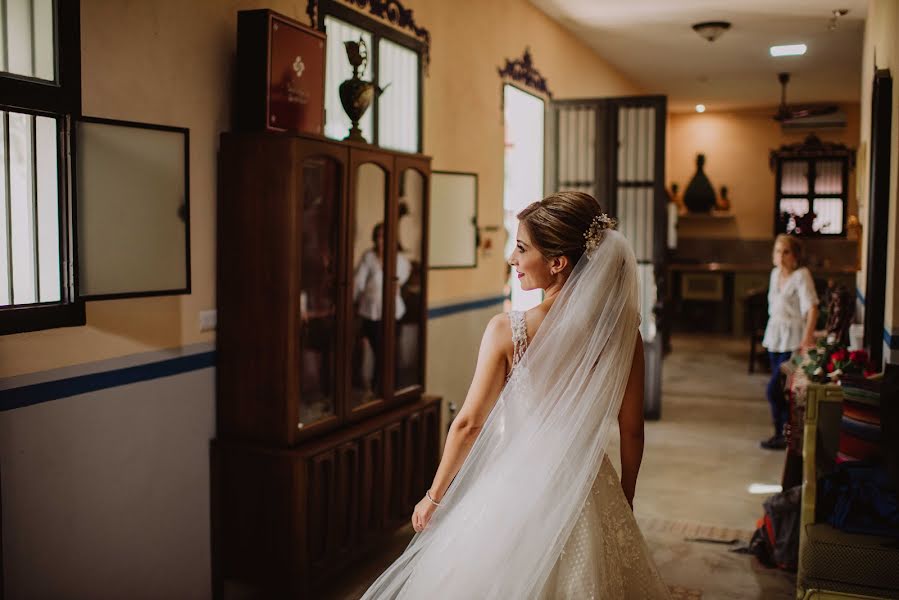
[[827, 360, 836, 372], [850, 350, 869, 363], [831, 349, 848, 362]]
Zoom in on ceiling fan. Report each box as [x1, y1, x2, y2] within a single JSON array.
[[772, 72, 838, 121]]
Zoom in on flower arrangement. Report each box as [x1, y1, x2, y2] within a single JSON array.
[[795, 337, 877, 383]]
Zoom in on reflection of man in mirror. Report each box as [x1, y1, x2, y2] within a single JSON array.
[[353, 222, 412, 393]]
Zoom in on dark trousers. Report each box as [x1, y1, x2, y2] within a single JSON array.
[[767, 351, 793, 436], [361, 318, 383, 394]]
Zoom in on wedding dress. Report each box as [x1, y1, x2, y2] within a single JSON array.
[[507, 311, 670, 599], [362, 230, 670, 599]]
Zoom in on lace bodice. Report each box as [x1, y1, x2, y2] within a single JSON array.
[[509, 310, 529, 369]]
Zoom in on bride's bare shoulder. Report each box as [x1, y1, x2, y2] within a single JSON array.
[[481, 312, 515, 356]]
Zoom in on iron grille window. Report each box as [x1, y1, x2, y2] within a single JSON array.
[[0, 0, 82, 334]]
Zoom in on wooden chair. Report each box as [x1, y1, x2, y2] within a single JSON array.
[[744, 287, 769, 374]]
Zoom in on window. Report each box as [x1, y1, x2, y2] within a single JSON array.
[[503, 84, 544, 312], [0, 0, 82, 334], [771, 135, 854, 237], [317, 0, 424, 153]]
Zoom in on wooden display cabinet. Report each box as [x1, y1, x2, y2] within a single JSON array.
[[213, 131, 438, 597]]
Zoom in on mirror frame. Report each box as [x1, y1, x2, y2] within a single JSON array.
[[75, 115, 191, 301], [429, 170, 478, 269]]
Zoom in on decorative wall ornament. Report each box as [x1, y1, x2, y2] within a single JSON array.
[[769, 134, 857, 171], [683, 154, 716, 213], [498, 47, 553, 98], [307, 0, 431, 71]]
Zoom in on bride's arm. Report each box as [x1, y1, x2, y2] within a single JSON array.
[[411, 314, 510, 532], [617, 333, 645, 509]]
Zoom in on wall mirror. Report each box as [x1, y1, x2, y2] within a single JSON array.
[[76, 117, 190, 299], [429, 171, 477, 269]]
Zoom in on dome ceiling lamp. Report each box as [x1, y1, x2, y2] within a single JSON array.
[[692, 20, 732, 43]]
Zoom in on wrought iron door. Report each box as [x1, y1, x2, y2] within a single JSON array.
[[548, 96, 667, 419]]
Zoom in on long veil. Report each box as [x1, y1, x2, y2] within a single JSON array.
[[362, 229, 641, 599]]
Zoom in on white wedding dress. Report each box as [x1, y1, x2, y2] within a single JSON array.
[[361, 230, 671, 599], [507, 311, 671, 599]]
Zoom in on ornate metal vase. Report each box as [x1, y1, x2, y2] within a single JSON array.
[[339, 39, 377, 143]]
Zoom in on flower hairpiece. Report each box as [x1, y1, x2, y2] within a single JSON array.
[[583, 213, 617, 254]]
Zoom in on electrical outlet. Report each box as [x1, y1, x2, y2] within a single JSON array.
[[199, 309, 217, 332]]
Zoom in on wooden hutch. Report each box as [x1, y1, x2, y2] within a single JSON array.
[[211, 130, 440, 597]]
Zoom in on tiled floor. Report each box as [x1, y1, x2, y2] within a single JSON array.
[[324, 334, 797, 599]]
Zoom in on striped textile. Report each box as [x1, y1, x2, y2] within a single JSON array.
[[837, 376, 883, 463]]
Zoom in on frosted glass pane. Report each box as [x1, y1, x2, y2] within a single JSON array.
[[503, 84, 544, 312], [0, 115, 8, 305], [378, 38, 419, 153], [814, 160, 843, 195], [36, 115, 59, 301], [2, 0, 55, 81], [813, 198, 843, 234], [781, 160, 808, 194], [323, 16, 373, 143], [32, 0, 54, 80], [9, 111, 35, 304]]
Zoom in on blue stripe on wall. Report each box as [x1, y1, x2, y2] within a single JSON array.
[[855, 289, 898, 349], [1, 351, 216, 411], [2, 296, 505, 411], [427, 295, 506, 319], [885, 328, 899, 350]]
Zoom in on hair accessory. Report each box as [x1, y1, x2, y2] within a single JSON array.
[[583, 213, 617, 254]]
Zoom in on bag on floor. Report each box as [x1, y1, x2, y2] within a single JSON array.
[[745, 485, 801, 570]]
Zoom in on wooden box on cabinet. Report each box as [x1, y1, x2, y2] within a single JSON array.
[[235, 9, 326, 135], [216, 132, 431, 446], [212, 395, 440, 597]]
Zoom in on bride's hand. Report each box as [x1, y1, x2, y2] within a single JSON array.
[[412, 494, 438, 532]]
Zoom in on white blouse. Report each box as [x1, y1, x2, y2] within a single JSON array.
[[353, 249, 412, 321], [762, 266, 818, 353]]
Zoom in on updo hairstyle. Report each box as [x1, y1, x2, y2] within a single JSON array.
[[516, 191, 604, 267]]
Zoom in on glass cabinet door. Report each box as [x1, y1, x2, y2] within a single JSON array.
[[350, 162, 389, 409], [298, 157, 340, 430], [394, 168, 426, 392]]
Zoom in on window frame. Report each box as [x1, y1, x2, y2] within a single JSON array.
[[316, 0, 424, 153], [770, 135, 855, 239], [0, 0, 84, 335], [773, 155, 850, 237]]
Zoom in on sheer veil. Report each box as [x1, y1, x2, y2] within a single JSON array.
[[362, 229, 641, 599]]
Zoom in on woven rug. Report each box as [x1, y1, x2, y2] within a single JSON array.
[[637, 516, 794, 600]]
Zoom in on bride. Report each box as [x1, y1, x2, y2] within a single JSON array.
[[362, 191, 670, 599]]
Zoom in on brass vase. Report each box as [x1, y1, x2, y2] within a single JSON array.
[[339, 39, 384, 143]]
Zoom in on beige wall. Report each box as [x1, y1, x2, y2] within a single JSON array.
[[667, 104, 860, 240], [859, 0, 899, 348], [0, 0, 639, 379]]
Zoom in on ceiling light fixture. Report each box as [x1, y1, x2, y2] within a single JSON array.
[[695, 104, 706, 113], [692, 21, 731, 43], [828, 8, 849, 31], [770, 44, 808, 57]]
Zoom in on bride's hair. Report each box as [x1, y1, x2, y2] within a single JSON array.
[[517, 191, 603, 266]]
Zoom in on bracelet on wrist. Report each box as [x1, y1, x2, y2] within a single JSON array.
[[426, 489, 442, 507]]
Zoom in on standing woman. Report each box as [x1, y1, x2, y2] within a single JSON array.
[[761, 234, 819, 450]]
